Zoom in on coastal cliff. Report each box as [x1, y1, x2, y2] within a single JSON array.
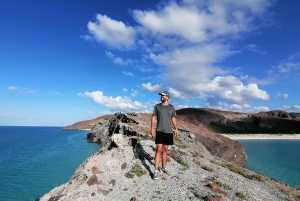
[[39, 112, 300, 201]]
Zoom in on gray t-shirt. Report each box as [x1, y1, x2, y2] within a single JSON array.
[[152, 103, 176, 133]]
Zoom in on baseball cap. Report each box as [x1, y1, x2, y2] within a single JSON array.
[[159, 91, 170, 97]]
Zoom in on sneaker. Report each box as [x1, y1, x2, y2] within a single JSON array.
[[153, 170, 160, 180], [160, 167, 170, 175]]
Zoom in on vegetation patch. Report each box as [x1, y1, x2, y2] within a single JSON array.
[[134, 152, 140, 159], [235, 192, 246, 200], [217, 162, 265, 182], [176, 156, 189, 169], [125, 164, 147, 178], [192, 151, 203, 158], [175, 139, 188, 149], [140, 127, 150, 134], [216, 181, 232, 190], [202, 165, 214, 172], [276, 185, 300, 201], [209, 176, 217, 183], [189, 187, 201, 199], [178, 149, 186, 155], [208, 177, 232, 190]]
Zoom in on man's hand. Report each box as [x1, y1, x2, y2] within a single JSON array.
[[174, 128, 179, 138], [150, 128, 156, 136]]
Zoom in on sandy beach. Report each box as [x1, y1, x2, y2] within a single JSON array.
[[220, 134, 300, 140]]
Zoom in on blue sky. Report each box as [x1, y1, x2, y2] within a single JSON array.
[[1, 0, 300, 126]]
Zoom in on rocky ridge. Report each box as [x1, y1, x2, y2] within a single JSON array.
[[39, 112, 300, 201]]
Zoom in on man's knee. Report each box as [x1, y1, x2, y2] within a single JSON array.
[[162, 145, 168, 152], [156, 145, 163, 153]]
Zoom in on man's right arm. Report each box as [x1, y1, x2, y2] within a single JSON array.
[[151, 115, 156, 135]]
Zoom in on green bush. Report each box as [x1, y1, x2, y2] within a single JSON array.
[[236, 192, 246, 200], [125, 163, 147, 178], [202, 165, 214, 172]]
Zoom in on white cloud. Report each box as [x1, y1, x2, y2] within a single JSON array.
[[283, 94, 289, 99], [86, 14, 136, 49], [276, 93, 289, 99], [0, 112, 21, 118], [168, 88, 182, 99], [277, 62, 300, 73], [80, 35, 93, 41], [84, 0, 274, 107], [281, 105, 300, 112], [105, 50, 136, 65], [122, 71, 134, 77], [8, 86, 36, 93], [78, 91, 146, 111], [123, 88, 128, 92], [252, 106, 270, 112], [131, 89, 139, 97], [133, 0, 270, 43], [244, 44, 266, 54], [141, 82, 163, 92], [276, 53, 300, 73], [8, 86, 18, 90]]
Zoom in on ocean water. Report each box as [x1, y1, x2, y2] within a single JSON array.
[[0, 126, 100, 201], [238, 140, 300, 188]]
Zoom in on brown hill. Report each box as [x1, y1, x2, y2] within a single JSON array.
[[257, 110, 300, 120], [176, 108, 300, 134], [62, 115, 113, 130]]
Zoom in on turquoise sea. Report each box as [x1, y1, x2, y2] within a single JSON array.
[[238, 140, 300, 188], [0, 126, 100, 201]]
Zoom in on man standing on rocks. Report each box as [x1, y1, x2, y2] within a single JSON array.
[[151, 90, 178, 180]]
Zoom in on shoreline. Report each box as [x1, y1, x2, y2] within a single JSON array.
[[220, 134, 300, 140]]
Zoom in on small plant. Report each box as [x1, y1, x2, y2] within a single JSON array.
[[212, 194, 222, 198], [216, 181, 232, 190], [125, 172, 135, 178], [175, 138, 188, 149], [189, 187, 201, 199], [125, 164, 147, 178], [176, 156, 189, 169], [134, 152, 139, 159], [210, 160, 219, 165], [209, 176, 217, 183], [235, 192, 246, 200], [167, 156, 171, 162], [202, 165, 214, 172], [178, 149, 186, 155], [192, 151, 203, 158], [141, 127, 150, 134]]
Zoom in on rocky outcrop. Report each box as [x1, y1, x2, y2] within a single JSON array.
[[39, 112, 300, 201], [87, 112, 247, 166]]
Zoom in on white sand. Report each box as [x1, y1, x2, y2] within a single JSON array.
[[220, 134, 300, 140]]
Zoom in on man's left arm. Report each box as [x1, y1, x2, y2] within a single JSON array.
[[172, 117, 178, 138]]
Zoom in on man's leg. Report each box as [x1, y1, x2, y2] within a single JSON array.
[[162, 145, 168, 168], [155, 144, 163, 170]]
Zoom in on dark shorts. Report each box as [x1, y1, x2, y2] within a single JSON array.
[[155, 131, 174, 145]]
